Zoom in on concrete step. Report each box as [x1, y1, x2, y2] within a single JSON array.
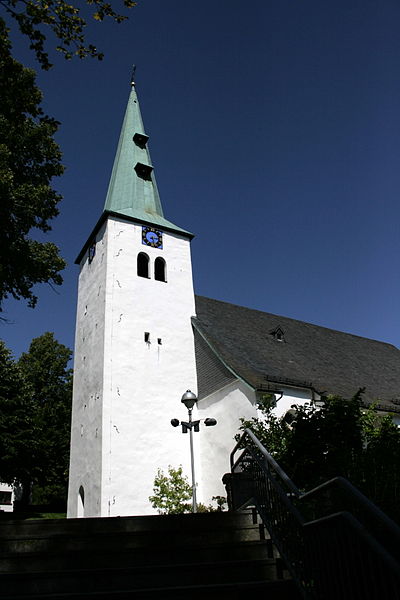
[[0, 513, 261, 555], [0, 525, 261, 552], [1, 578, 301, 600], [1, 557, 279, 595], [0, 512, 254, 538], [0, 539, 270, 573], [0, 515, 264, 558], [0, 512, 301, 599], [0, 528, 262, 555]]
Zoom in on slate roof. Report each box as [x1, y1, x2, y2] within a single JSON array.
[[193, 296, 400, 413]]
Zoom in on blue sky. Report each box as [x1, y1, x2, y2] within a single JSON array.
[[2, 0, 400, 359]]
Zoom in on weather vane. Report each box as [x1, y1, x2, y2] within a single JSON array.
[[131, 65, 136, 87]]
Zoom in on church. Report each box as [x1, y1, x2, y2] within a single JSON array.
[[67, 80, 400, 518]]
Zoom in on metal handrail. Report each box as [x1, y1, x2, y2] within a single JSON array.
[[301, 475, 400, 562], [228, 428, 400, 599], [231, 428, 301, 496]]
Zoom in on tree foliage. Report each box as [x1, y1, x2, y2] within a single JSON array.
[[1, 0, 137, 69], [0, 334, 72, 506], [18, 332, 72, 504], [149, 465, 192, 515], [0, 340, 33, 487], [240, 390, 400, 523], [0, 0, 138, 310], [0, 22, 66, 311]]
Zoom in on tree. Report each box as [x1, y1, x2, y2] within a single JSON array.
[[0, 340, 33, 490], [149, 465, 192, 514], [360, 408, 400, 522], [281, 391, 365, 487], [1, 0, 137, 70], [239, 390, 400, 524], [0, 0, 137, 310], [0, 334, 72, 507], [0, 22, 66, 312], [18, 332, 72, 505]]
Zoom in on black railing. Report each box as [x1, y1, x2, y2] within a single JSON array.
[[226, 428, 400, 599]]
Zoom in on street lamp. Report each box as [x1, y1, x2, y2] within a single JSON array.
[[171, 390, 217, 513]]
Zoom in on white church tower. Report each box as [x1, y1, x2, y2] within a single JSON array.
[[67, 77, 198, 517]]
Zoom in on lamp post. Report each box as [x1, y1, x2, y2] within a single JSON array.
[[181, 390, 198, 513], [171, 390, 217, 513]]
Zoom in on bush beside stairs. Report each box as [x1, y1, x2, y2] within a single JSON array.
[[0, 511, 301, 599]]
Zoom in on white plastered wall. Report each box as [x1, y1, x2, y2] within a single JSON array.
[[67, 222, 107, 518], [101, 217, 198, 516], [197, 380, 257, 504], [68, 215, 198, 517], [269, 387, 316, 418]]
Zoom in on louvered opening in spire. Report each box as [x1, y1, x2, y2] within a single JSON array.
[[133, 132, 149, 148]]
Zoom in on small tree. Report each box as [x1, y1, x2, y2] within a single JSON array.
[[149, 465, 192, 515]]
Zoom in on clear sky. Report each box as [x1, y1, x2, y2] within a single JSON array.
[[2, 0, 400, 360]]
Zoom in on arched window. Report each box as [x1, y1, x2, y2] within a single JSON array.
[[137, 252, 150, 278], [77, 485, 85, 518], [154, 257, 166, 282]]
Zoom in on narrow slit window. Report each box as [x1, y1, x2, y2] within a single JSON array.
[[77, 486, 85, 518], [154, 257, 167, 282], [88, 242, 96, 263], [137, 252, 150, 278]]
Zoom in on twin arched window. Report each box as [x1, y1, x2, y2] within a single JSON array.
[[137, 253, 166, 282], [154, 257, 166, 282], [137, 252, 149, 278]]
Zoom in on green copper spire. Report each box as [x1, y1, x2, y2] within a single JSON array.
[[104, 79, 191, 236]]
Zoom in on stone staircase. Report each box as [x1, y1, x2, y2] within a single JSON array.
[[0, 511, 301, 599]]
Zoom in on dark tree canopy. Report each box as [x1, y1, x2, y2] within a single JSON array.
[[1, 0, 137, 69], [0, 334, 72, 507], [0, 340, 32, 486], [18, 332, 73, 505], [0, 0, 137, 310], [240, 390, 400, 524], [0, 21, 66, 311]]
